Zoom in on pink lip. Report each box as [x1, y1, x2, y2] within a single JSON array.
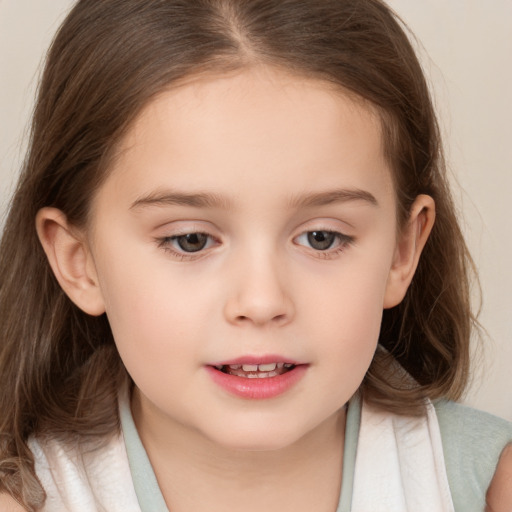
[[205, 358, 308, 400]]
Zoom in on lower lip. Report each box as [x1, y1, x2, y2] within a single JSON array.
[[205, 365, 308, 399]]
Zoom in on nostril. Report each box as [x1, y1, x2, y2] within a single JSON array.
[[235, 313, 288, 324]]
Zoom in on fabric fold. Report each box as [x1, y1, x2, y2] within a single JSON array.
[[352, 399, 454, 512]]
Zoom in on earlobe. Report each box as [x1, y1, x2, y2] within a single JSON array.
[[35, 207, 106, 316], [383, 194, 435, 309]]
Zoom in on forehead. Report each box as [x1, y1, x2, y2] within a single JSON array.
[[101, 66, 393, 212]]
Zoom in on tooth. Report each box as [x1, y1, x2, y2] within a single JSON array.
[[242, 364, 258, 371], [284, 363, 293, 368], [258, 363, 277, 372], [229, 364, 242, 370], [247, 373, 258, 378], [215, 365, 223, 370], [277, 363, 284, 369]]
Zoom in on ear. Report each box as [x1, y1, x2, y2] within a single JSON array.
[[383, 194, 435, 309], [35, 207, 106, 316]]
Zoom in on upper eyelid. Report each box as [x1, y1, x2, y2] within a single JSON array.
[[293, 224, 352, 239], [163, 231, 218, 246], [293, 230, 353, 245], [155, 223, 352, 239], [155, 220, 216, 233], [154, 222, 220, 243], [153, 214, 355, 238]]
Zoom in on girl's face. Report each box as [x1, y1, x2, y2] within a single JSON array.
[[85, 67, 409, 450]]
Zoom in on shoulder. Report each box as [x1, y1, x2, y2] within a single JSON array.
[[434, 400, 512, 511], [0, 494, 27, 512]]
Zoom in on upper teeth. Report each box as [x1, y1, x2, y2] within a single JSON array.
[[244, 363, 275, 372], [215, 362, 293, 371]]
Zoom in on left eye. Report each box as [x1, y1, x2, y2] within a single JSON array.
[[295, 230, 349, 251]]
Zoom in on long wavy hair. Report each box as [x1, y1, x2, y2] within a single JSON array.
[[0, 0, 476, 508]]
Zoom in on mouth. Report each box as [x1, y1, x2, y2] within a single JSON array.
[[212, 362, 296, 379], [206, 359, 307, 399]]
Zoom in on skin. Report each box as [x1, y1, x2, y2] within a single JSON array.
[[33, 66, 510, 511], [486, 445, 512, 512], [0, 495, 25, 512]]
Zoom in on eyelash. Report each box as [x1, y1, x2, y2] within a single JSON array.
[[156, 229, 354, 261]]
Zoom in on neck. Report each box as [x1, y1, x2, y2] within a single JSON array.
[[132, 392, 346, 512]]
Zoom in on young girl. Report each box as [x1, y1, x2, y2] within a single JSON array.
[[1, 1, 511, 511]]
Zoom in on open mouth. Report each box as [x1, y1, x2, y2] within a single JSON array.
[[206, 360, 307, 398], [213, 362, 296, 379]]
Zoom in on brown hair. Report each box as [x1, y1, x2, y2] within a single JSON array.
[[0, 0, 475, 508]]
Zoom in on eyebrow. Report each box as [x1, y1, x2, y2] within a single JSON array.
[[130, 187, 378, 211], [130, 190, 233, 210], [287, 188, 378, 209]]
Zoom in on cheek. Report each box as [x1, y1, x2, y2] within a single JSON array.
[[92, 242, 213, 376], [301, 251, 393, 383], [317, 285, 383, 370]]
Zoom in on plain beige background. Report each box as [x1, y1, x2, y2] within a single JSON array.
[[1, 1, 511, 421]]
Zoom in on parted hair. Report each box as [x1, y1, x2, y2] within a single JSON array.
[[0, 0, 475, 509]]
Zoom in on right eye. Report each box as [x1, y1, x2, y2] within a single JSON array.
[[157, 232, 216, 256], [171, 233, 210, 252]]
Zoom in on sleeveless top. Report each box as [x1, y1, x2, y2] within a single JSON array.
[[29, 393, 512, 511]]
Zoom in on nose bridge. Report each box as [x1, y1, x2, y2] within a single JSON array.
[[224, 238, 294, 326]]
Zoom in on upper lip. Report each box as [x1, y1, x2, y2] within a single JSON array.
[[208, 354, 303, 366]]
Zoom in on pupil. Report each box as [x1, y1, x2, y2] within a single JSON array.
[[308, 231, 335, 250], [177, 233, 208, 252]]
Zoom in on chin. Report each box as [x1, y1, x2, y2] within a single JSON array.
[[202, 419, 314, 453], [216, 434, 302, 452]]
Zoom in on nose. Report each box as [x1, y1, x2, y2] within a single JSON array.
[[223, 250, 294, 327]]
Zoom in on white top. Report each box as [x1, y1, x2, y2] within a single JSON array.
[[29, 430, 140, 512], [28, 391, 457, 511]]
